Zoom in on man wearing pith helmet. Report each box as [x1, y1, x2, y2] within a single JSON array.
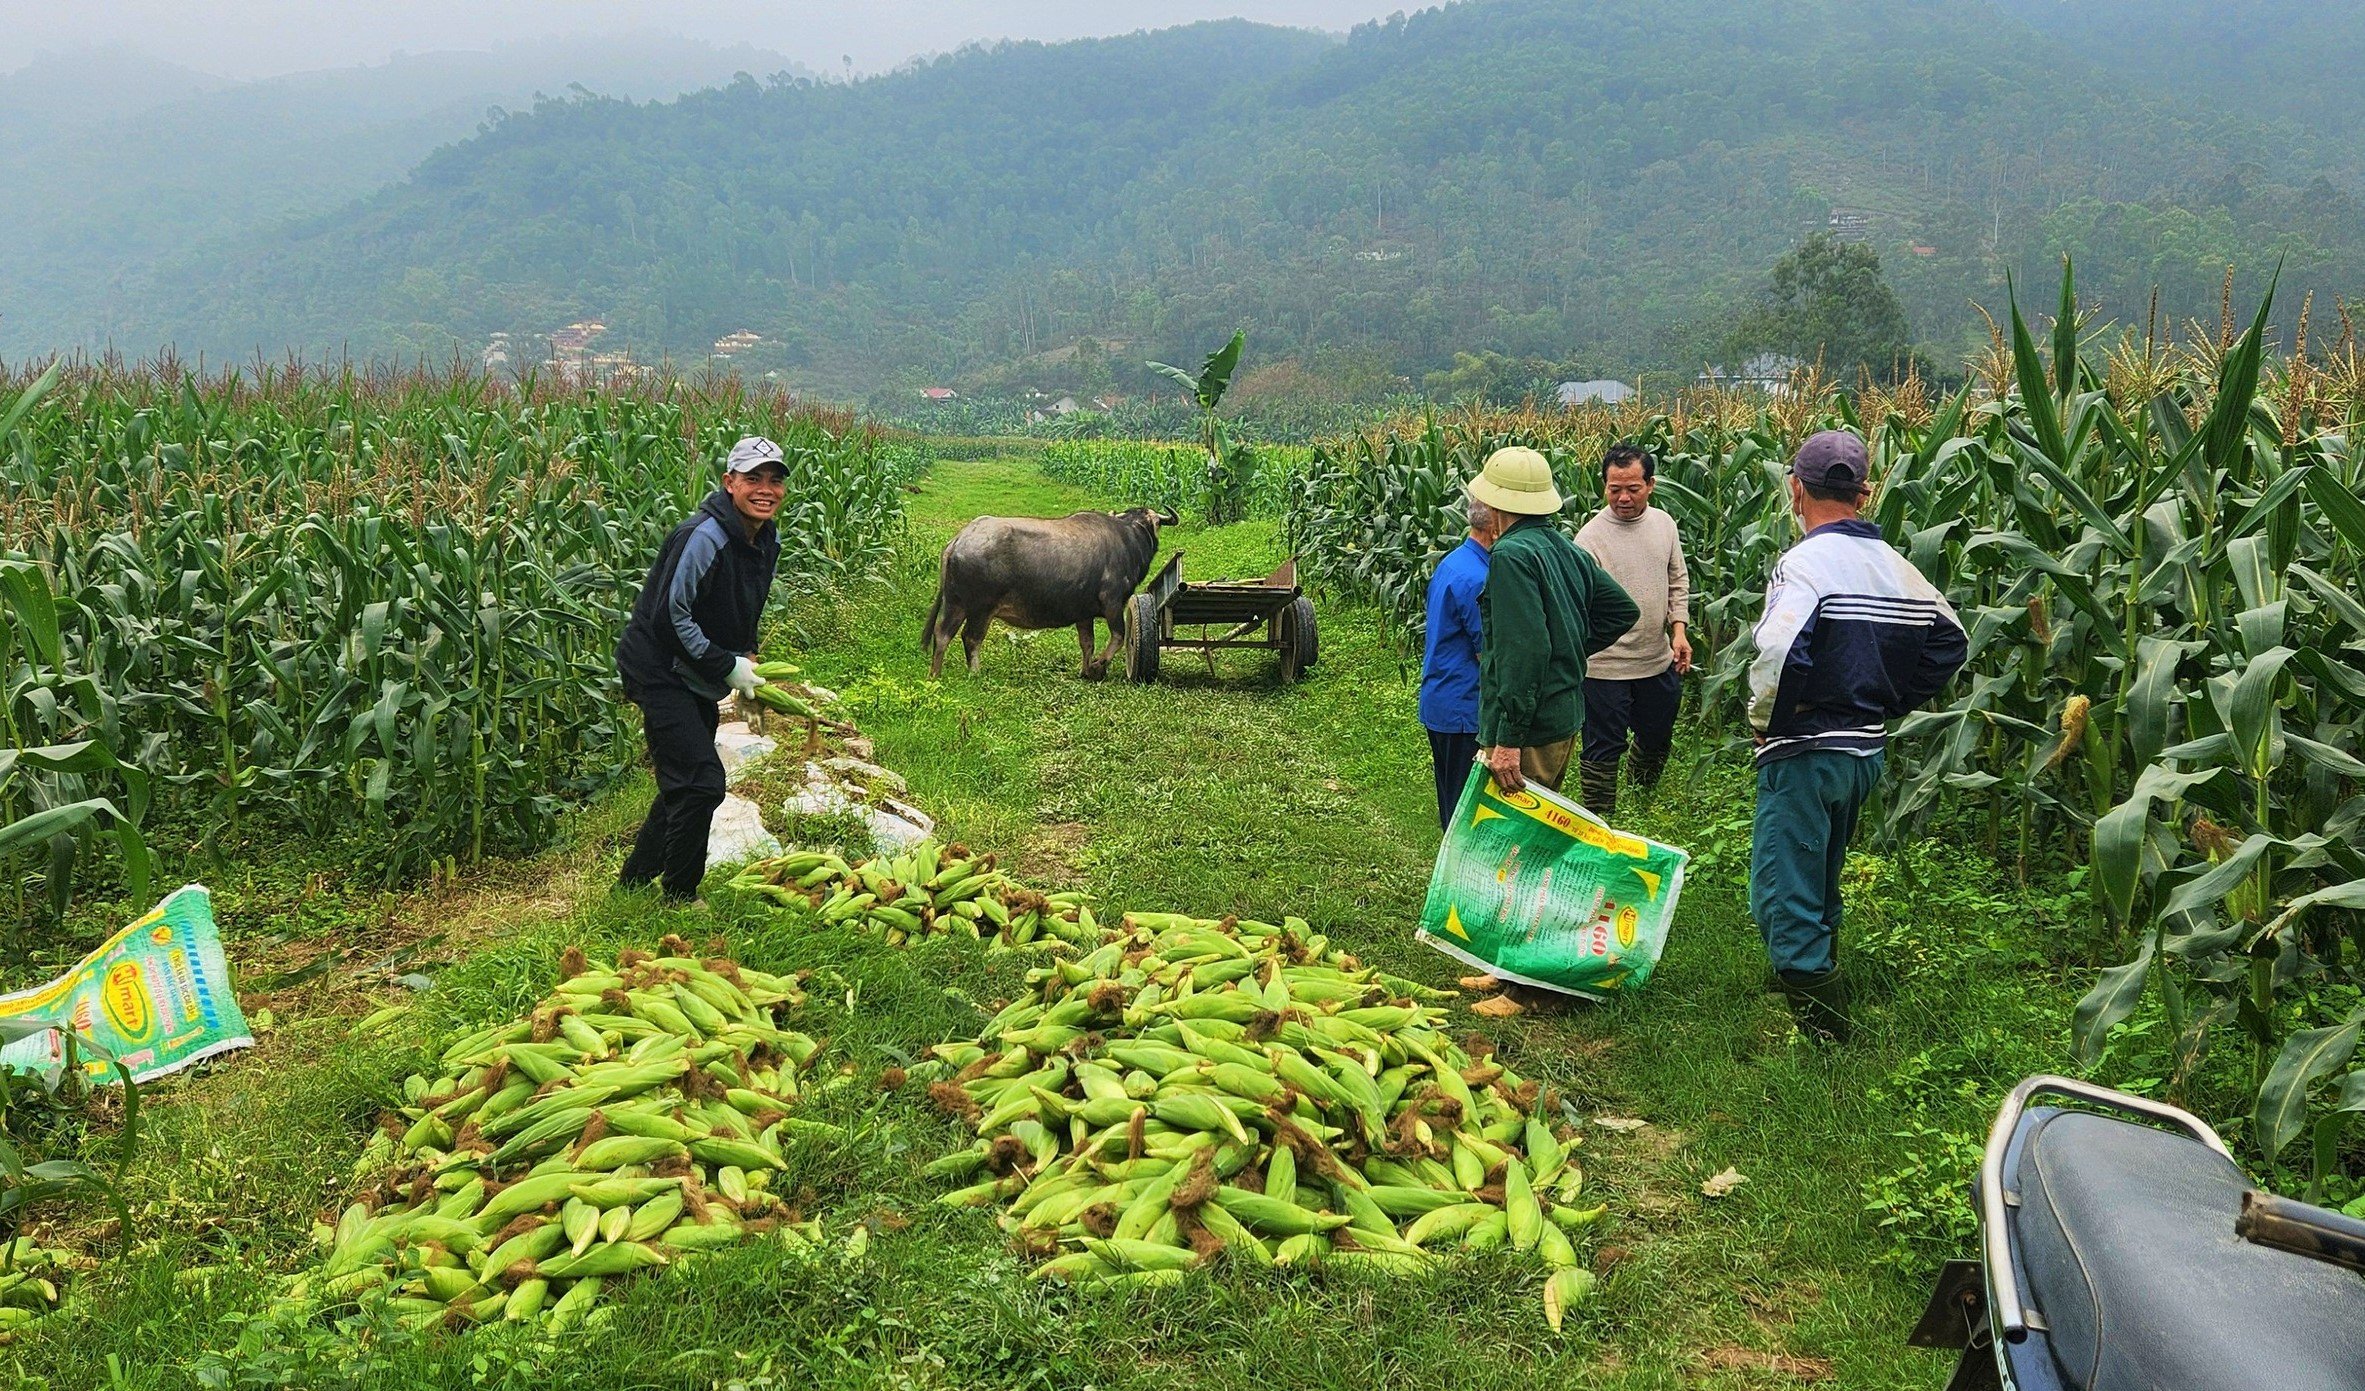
[[1748, 429, 1966, 1043], [612, 436, 791, 904], [1469, 446, 1639, 799]]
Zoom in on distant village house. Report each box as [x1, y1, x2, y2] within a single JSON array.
[[1698, 353, 1804, 393], [1826, 209, 1873, 244], [1556, 379, 1634, 407]]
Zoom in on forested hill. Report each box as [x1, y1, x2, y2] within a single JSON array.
[[0, 36, 809, 364], [1993, 0, 2365, 162], [69, 0, 2365, 391]]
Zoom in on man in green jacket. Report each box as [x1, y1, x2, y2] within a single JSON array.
[[1472, 447, 1640, 797]]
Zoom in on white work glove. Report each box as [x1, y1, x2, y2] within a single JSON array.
[[726, 655, 762, 696]]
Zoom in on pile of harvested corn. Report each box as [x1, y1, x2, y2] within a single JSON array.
[[923, 912, 1601, 1327], [0, 1241, 76, 1342], [729, 843, 1099, 951], [295, 941, 843, 1331]]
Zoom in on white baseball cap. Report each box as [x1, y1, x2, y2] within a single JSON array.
[[724, 436, 786, 474]]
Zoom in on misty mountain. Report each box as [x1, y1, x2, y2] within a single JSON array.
[[0, 48, 231, 143], [0, 35, 811, 359], [1992, 0, 2365, 163], [24, 0, 2365, 389]]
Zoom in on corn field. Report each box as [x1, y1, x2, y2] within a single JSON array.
[[0, 362, 916, 914], [1289, 268, 2365, 1192], [1041, 440, 1307, 520]]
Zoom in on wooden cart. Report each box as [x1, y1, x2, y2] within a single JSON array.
[[1122, 554, 1319, 684]]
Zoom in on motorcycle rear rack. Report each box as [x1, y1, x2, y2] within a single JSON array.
[[1978, 1075, 2231, 1347]]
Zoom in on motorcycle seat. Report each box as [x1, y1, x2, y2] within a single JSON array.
[[2014, 1107, 2365, 1391]]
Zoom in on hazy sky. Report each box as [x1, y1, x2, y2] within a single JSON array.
[[0, 1, 1407, 79]]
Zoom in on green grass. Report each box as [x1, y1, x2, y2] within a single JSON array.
[[3, 457, 2088, 1390]]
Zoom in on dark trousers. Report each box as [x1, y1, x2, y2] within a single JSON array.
[[1581, 666, 1681, 767], [1426, 729, 1481, 831], [1749, 749, 1885, 976], [619, 680, 727, 901]]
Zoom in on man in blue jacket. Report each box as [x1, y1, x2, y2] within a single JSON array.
[[614, 437, 788, 902], [1749, 431, 1966, 1041], [1419, 495, 1507, 828]]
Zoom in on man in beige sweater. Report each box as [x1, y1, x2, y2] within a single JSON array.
[[1572, 442, 1691, 819]]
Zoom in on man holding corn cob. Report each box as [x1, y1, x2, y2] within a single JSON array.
[[1470, 446, 1638, 797], [613, 437, 788, 903], [1748, 431, 1966, 1042]]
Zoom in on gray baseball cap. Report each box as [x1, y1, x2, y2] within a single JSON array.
[[1791, 430, 1869, 492], [725, 436, 787, 474]]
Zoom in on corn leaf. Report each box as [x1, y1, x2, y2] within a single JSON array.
[[2228, 465, 2313, 544], [2071, 939, 2155, 1066], [0, 798, 133, 862], [2304, 468, 2365, 558], [2006, 277, 2069, 465], [2052, 258, 2080, 403], [2007, 436, 2132, 555], [2285, 734, 2365, 780], [2094, 763, 2221, 923], [2267, 876, 2365, 927], [0, 360, 61, 445], [2199, 273, 2277, 478], [2291, 564, 2365, 639], [2225, 646, 2296, 775], [0, 557, 64, 671], [2127, 636, 2194, 767], [2162, 833, 2278, 920], [2257, 1014, 2364, 1159]]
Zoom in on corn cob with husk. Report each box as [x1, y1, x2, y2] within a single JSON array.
[[728, 842, 1099, 952], [921, 911, 1601, 1329], [0, 1240, 79, 1342], [287, 937, 850, 1333], [747, 661, 824, 719]]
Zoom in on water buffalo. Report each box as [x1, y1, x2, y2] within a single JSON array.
[[923, 506, 1178, 678]]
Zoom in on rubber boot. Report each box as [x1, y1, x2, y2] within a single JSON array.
[[1778, 967, 1851, 1044], [1628, 745, 1669, 793], [1577, 759, 1619, 821]]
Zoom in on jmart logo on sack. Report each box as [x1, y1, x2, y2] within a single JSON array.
[[102, 961, 156, 1043]]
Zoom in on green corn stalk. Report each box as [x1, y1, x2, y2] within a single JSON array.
[[1287, 262, 2365, 1183], [0, 363, 908, 891]]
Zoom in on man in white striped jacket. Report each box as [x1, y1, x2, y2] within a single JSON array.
[[1748, 430, 1967, 1043]]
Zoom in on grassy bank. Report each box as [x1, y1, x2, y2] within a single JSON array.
[[5, 457, 2088, 1390]]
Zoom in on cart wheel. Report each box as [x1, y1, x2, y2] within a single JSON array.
[[1278, 596, 1318, 683], [1125, 592, 1162, 683]]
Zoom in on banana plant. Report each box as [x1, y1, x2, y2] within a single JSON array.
[[1149, 331, 1255, 523]]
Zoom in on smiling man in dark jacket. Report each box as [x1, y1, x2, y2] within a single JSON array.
[[614, 436, 788, 902]]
